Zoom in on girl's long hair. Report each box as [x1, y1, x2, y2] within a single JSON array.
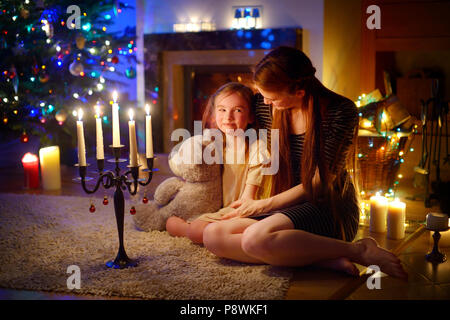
[[253, 47, 360, 240]]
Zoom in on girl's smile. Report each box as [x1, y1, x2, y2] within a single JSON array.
[[214, 93, 253, 132]]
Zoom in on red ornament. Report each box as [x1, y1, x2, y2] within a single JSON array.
[[20, 131, 29, 143], [89, 204, 96, 213], [103, 196, 108, 205], [111, 56, 119, 64], [130, 206, 136, 215], [142, 196, 148, 204]]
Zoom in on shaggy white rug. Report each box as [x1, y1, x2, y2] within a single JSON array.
[[0, 193, 293, 299]]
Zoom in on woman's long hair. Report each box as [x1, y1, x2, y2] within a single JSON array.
[[253, 47, 360, 240]]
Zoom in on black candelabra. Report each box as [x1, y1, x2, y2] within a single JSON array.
[[77, 145, 155, 269]]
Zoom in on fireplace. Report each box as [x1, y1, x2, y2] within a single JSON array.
[[144, 28, 302, 152]]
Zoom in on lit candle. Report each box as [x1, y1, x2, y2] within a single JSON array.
[[76, 108, 86, 166], [145, 104, 154, 158], [369, 192, 388, 233], [128, 109, 138, 167], [95, 105, 104, 160], [112, 90, 121, 147], [387, 198, 406, 240], [39, 146, 61, 190], [21, 152, 39, 189]]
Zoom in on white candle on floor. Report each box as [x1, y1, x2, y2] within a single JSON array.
[[370, 192, 388, 233], [39, 146, 61, 190], [387, 198, 406, 240]]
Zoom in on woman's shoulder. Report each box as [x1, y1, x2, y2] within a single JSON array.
[[325, 92, 357, 119]]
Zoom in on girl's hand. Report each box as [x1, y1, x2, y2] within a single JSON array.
[[221, 198, 271, 220]]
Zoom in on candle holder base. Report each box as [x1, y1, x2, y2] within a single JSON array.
[[106, 256, 138, 269], [426, 251, 447, 264], [426, 228, 449, 264]]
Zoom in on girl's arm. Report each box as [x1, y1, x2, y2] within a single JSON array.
[[222, 167, 320, 219], [240, 184, 259, 200]]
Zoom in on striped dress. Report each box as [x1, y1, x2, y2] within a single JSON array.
[[253, 93, 360, 242]]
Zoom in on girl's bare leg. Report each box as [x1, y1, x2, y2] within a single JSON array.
[[240, 214, 407, 279], [166, 216, 190, 237]]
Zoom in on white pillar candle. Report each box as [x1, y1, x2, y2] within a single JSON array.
[[95, 105, 104, 160], [128, 109, 138, 166], [112, 91, 121, 147], [369, 193, 388, 233], [76, 108, 86, 166], [145, 104, 154, 158], [39, 146, 61, 190], [387, 198, 406, 240]]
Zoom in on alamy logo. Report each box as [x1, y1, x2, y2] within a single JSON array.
[[170, 121, 279, 175], [366, 5, 381, 30], [66, 265, 81, 289], [366, 265, 381, 290], [67, 5, 81, 29]]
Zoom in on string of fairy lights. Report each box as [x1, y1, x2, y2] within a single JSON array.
[[355, 93, 419, 225]]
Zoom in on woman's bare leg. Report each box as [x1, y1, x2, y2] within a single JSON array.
[[203, 218, 264, 264], [240, 214, 407, 279]]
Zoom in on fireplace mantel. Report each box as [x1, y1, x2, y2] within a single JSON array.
[[144, 28, 302, 152]]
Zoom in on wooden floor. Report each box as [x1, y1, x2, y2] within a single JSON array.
[[0, 154, 449, 300]]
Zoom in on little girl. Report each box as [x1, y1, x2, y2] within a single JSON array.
[[166, 82, 271, 244]]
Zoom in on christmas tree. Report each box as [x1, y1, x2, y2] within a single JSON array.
[[0, 0, 136, 159]]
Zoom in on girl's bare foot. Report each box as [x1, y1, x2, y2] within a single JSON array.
[[354, 238, 408, 279], [314, 258, 360, 277]]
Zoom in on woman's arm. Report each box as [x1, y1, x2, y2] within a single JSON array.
[[222, 167, 320, 219]]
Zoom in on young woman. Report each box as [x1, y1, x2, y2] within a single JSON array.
[[202, 47, 407, 279]]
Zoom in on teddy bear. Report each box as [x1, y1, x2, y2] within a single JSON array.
[[132, 135, 223, 231]]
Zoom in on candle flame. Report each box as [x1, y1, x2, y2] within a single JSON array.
[[22, 152, 38, 163], [95, 104, 101, 118], [78, 108, 83, 121], [145, 104, 150, 116], [112, 90, 118, 102], [128, 108, 134, 121]]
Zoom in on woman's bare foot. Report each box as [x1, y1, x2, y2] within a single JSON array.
[[354, 238, 408, 279], [314, 258, 360, 277]]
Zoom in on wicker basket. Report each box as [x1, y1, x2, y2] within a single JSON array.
[[357, 133, 409, 194]]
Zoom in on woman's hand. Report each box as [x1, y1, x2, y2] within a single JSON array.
[[221, 198, 272, 220]]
